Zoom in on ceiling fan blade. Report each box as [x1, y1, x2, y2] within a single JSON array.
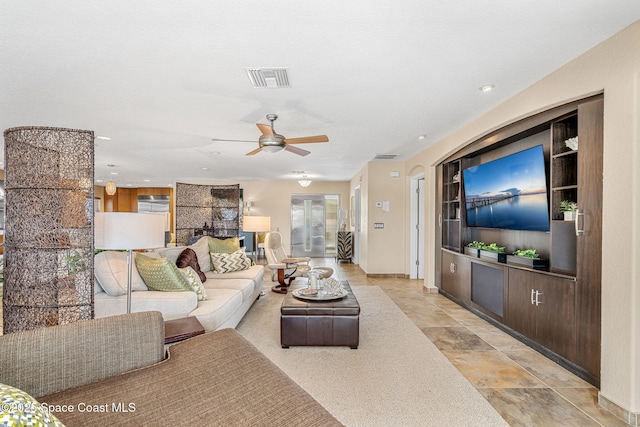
[[256, 123, 274, 137], [245, 147, 263, 156], [211, 138, 255, 143], [284, 135, 329, 144], [284, 145, 311, 156]]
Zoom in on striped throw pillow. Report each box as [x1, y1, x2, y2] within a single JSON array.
[[210, 249, 251, 273]]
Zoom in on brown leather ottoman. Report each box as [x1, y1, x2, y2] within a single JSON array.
[[281, 280, 360, 349]]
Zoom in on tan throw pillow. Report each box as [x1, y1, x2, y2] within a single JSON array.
[[210, 249, 251, 273], [178, 267, 208, 301], [135, 254, 191, 292], [208, 236, 240, 254]]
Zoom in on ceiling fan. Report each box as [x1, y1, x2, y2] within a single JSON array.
[[212, 114, 328, 156]]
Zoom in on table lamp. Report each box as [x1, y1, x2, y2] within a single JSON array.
[[95, 212, 166, 313], [242, 216, 271, 264]]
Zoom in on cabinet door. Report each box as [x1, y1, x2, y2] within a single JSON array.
[[440, 251, 469, 302], [507, 268, 576, 361], [534, 275, 576, 361], [575, 98, 603, 378], [505, 269, 537, 338]]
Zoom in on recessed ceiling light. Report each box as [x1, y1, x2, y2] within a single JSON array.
[[110, 172, 118, 175], [144, 179, 150, 182], [480, 84, 495, 93], [96, 136, 111, 140], [418, 135, 426, 140], [96, 179, 103, 183], [201, 167, 208, 170], [126, 184, 132, 187]]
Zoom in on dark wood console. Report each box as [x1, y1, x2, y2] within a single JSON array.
[[436, 95, 603, 386]]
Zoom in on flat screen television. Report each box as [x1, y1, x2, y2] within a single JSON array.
[[462, 145, 550, 231]]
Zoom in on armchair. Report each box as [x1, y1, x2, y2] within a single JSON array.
[[264, 232, 310, 293]]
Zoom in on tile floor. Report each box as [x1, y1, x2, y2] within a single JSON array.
[[311, 258, 627, 427]]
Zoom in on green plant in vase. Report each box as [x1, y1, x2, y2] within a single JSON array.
[[512, 248, 540, 259], [560, 200, 578, 221], [482, 243, 505, 253], [467, 241, 485, 249]]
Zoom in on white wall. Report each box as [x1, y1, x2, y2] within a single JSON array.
[[403, 20, 640, 414]]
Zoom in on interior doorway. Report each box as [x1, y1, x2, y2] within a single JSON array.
[[290, 194, 339, 257]]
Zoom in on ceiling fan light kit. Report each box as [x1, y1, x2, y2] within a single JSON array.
[[298, 175, 312, 188]]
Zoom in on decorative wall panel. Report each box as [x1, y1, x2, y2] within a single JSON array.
[[175, 183, 240, 245], [3, 127, 94, 333]]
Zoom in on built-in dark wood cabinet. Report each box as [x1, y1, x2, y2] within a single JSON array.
[[436, 95, 603, 386]]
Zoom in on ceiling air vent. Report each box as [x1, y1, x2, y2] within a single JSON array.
[[374, 154, 398, 160], [246, 68, 290, 88]]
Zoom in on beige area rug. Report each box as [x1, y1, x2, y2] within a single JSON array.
[[236, 285, 508, 427]]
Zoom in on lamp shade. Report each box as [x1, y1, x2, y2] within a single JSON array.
[[95, 212, 166, 250], [242, 216, 271, 232]]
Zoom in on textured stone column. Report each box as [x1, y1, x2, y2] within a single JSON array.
[[3, 127, 94, 333]]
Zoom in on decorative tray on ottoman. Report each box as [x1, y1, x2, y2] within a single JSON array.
[[292, 287, 348, 302]]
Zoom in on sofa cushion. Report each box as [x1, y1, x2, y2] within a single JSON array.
[[95, 251, 157, 296], [178, 267, 208, 301], [188, 289, 243, 331], [205, 264, 264, 283], [135, 254, 191, 292], [176, 248, 206, 282], [94, 291, 197, 320], [154, 237, 212, 273], [203, 278, 255, 301], [210, 250, 251, 273], [0, 383, 65, 426], [190, 236, 212, 272], [208, 236, 240, 254]]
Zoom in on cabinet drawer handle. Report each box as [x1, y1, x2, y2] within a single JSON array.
[[531, 289, 536, 305], [450, 262, 456, 274]]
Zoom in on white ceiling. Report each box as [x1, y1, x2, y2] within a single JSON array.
[[2, 1, 639, 187]]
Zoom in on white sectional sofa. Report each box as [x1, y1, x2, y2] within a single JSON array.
[[94, 236, 264, 331]]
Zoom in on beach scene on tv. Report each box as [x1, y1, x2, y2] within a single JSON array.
[[462, 145, 550, 231]]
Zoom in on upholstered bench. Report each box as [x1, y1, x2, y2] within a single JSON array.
[[280, 280, 359, 349]]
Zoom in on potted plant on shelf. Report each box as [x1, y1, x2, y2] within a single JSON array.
[[479, 242, 507, 263], [465, 241, 483, 257], [507, 249, 548, 270], [560, 200, 578, 221]]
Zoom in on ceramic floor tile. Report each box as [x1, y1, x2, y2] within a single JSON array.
[[442, 349, 546, 389], [470, 327, 531, 351], [478, 387, 601, 427], [406, 308, 462, 328], [503, 349, 593, 389], [554, 388, 629, 426], [422, 326, 494, 351]]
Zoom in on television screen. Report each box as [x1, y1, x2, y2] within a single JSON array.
[[462, 145, 550, 231]]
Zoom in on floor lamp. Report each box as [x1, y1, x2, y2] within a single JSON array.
[[95, 212, 166, 313], [242, 216, 271, 264]]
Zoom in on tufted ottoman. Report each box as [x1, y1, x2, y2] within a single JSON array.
[[280, 280, 359, 349]]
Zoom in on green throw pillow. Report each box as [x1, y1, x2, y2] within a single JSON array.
[[178, 266, 208, 301], [208, 237, 240, 254], [135, 254, 191, 292], [210, 249, 251, 273], [0, 383, 66, 426]]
